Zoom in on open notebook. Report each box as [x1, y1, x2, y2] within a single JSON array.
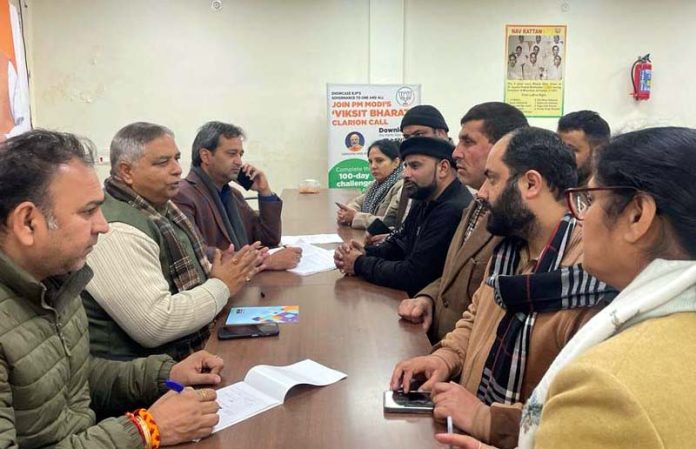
[[213, 359, 347, 433]]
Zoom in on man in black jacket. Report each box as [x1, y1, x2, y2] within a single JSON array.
[[334, 137, 472, 296]]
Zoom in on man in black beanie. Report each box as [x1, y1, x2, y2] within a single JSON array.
[[334, 137, 472, 296], [375, 104, 450, 235], [400, 104, 450, 140]]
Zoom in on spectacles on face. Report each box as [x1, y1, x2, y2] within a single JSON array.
[[564, 186, 640, 220]]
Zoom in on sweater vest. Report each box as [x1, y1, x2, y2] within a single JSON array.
[[82, 193, 210, 361]]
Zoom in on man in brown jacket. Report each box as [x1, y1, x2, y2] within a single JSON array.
[[397, 102, 528, 343], [173, 121, 301, 270], [390, 127, 617, 449]]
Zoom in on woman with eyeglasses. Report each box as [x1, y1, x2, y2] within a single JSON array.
[[336, 139, 404, 229], [436, 126, 696, 449]]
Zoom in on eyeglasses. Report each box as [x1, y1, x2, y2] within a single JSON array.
[[564, 186, 640, 220]]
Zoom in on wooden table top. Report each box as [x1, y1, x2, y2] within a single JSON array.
[[180, 189, 446, 449]]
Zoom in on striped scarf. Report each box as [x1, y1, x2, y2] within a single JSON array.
[[361, 165, 403, 215], [476, 213, 618, 406], [104, 177, 211, 292]]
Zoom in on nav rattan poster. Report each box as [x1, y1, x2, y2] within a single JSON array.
[[504, 25, 566, 117]]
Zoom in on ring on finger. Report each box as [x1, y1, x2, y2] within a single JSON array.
[[197, 389, 207, 401], [245, 276, 251, 282]]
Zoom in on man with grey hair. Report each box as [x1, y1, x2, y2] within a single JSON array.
[[0, 129, 224, 447], [84, 122, 264, 361], [174, 121, 301, 270]]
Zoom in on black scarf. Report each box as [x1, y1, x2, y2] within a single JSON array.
[[361, 165, 403, 215]]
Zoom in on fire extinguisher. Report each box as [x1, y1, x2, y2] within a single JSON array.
[[631, 54, 651, 101]]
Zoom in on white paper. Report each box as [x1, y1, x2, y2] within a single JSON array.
[[281, 233, 343, 245], [267, 247, 285, 255], [212, 359, 347, 433], [212, 382, 279, 431], [287, 242, 337, 276]]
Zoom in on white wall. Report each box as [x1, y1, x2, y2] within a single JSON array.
[[23, 0, 370, 185], [22, 0, 696, 190], [404, 0, 696, 132]]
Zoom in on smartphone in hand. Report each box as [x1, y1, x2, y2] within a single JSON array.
[[236, 169, 254, 190], [383, 390, 434, 413]]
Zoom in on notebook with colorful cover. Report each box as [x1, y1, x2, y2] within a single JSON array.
[[225, 305, 300, 326]]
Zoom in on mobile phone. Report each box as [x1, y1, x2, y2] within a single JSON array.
[[383, 390, 434, 414], [217, 323, 279, 340], [367, 218, 391, 236], [335, 202, 348, 210], [236, 169, 254, 190]]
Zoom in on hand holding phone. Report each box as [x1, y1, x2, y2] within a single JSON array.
[[383, 390, 434, 413], [236, 169, 254, 190], [237, 164, 273, 195], [335, 202, 349, 210]]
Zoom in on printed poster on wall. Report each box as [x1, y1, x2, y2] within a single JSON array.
[[327, 84, 420, 190], [504, 25, 566, 117], [0, 0, 31, 140]]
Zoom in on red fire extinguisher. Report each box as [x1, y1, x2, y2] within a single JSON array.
[[631, 54, 651, 101]]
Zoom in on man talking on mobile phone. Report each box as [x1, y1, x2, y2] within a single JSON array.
[[174, 121, 301, 271]]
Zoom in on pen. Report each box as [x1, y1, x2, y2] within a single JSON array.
[[164, 379, 184, 393], [446, 416, 453, 449]]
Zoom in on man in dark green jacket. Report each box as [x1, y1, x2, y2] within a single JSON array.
[[0, 130, 223, 448]]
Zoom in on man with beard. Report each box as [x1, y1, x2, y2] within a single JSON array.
[[557, 110, 611, 187], [390, 127, 616, 449], [397, 102, 528, 343], [334, 136, 472, 296]]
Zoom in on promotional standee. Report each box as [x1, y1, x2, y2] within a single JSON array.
[[327, 84, 421, 190], [631, 54, 651, 101]]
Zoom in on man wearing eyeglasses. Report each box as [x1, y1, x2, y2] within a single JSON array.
[[391, 127, 617, 449]]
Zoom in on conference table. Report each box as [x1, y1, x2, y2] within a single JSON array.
[[181, 189, 448, 449]]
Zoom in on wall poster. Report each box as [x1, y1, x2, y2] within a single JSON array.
[[505, 25, 566, 117], [327, 84, 420, 190]]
